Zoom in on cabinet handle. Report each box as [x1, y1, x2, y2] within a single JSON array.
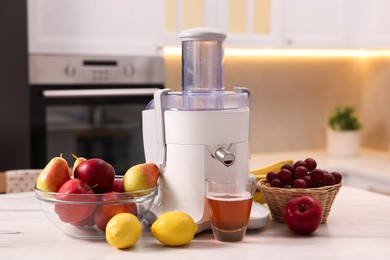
[[43, 88, 159, 98]]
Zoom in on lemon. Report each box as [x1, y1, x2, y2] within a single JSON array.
[[105, 213, 142, 249], [151, 211, 198, 246]]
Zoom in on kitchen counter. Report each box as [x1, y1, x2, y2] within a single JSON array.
[[2, 186, 390, 259]]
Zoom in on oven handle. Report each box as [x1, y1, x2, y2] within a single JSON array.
[[42, 88, 160, 98]]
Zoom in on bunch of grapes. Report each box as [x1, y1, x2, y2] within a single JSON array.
[[266, 158, 342, 188]]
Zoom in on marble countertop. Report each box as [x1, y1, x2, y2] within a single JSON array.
[[2, 186, 390, 259]]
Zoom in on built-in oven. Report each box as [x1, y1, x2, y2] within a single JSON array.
[[29, 55, 164, 175]]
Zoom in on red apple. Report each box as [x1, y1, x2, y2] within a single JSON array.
[[54, 179, 97, 225], [72, 214, 96, 227], [94, 192, 138, 231], [111, 179, 124, 192], [74, 158, 115, 193], [283, 196, 322, 235]]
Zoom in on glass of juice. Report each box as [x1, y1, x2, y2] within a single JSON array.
[[205, 175, 256, 242]]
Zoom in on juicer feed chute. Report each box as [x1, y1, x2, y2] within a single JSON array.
[[142, 28, 266, 232]]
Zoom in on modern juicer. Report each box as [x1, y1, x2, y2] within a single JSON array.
[[143, 28, 268, 232]]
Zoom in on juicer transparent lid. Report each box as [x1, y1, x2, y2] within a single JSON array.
[[147, 27, 249, 111]]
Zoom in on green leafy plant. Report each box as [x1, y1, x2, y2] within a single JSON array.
[[327, 105, 362, 131]]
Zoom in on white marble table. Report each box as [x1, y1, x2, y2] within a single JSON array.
[[1, 186, 390, 259]]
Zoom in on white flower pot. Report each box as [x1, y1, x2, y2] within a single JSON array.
[[326, 128, 360, 157]]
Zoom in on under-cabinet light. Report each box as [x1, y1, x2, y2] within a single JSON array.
[[163, 47, 390, 58]]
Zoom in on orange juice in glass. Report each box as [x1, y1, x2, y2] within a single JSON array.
[[205, 176, 255, 242]]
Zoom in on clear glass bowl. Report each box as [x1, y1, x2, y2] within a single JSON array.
[[35, 178, 158, 240]]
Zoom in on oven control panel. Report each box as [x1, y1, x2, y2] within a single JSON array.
[[29, 55, 164, 84]]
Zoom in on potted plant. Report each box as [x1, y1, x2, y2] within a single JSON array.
[[326, 105, 362, 156]]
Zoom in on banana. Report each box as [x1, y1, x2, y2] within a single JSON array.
[[253, 191, 266, 204], [250, 159, 294, 178], [251, 159, 294, 204]]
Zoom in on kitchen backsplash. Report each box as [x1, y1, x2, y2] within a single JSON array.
[[164, 53, 390, 154]]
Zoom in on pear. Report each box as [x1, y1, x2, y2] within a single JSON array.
[[36, 154, 70, 192], [123, 163, 160, 192], [71, 154, 87, 178]]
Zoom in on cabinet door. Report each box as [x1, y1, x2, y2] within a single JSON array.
[[217, 0, 283, 48], [28, 0, 164, 56], [358, 0, 390, 48], [164, 0, 283, 48], [284, 0, 357, 48], [165, 0, 216, 45]]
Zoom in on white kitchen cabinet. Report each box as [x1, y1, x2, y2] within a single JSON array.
[[284, 0, 357, 48], [357, 0, 390, 48], [164, 0, 283, 48], [27, 0, 164, 56], [164, 0, 390, 49]]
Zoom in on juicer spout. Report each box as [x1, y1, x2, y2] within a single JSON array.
[[213, 147, 235, 167]]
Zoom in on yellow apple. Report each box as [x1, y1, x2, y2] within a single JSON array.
[[123, 163, 160, 192]]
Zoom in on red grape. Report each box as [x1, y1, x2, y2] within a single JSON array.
[[323, 172, 336, 186], [330, 171, 342, 184], [293, 178, 307, 188], [295, 166, 308, 179], [270, 178, 283, 187], [267, 157, 341, 189], [303, 176, 312, 188], [281, 163, 295, 174], [293, 160, 306, 169], [311, 169, 324, 187], [304, 158, 317, 172], [311, 169, 324, 181], [279, 169, 293, 183], [266, 171, 279, 183]]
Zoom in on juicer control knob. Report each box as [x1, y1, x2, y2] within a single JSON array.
[[214, 147, 235, 167]]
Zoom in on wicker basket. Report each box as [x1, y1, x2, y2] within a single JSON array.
[[257, 179, 342, 224]]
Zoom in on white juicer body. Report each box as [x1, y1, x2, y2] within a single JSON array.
[[142, 104, 250, 231], [163, 108, 249, 223]]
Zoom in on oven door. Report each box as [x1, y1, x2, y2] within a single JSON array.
[[30, 85, 160, 175]]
